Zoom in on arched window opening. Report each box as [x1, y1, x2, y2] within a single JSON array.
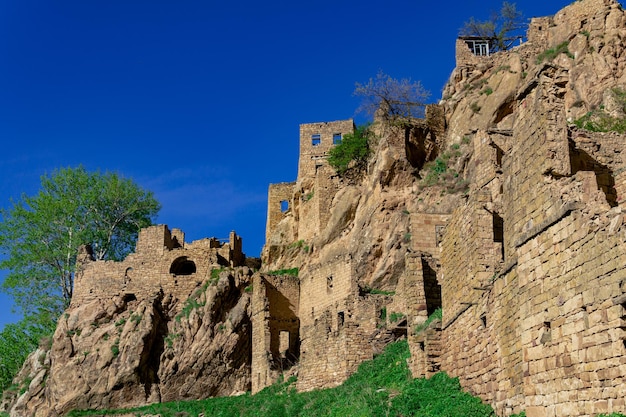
[[170, 257, 197, 276]]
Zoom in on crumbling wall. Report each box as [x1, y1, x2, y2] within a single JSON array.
[[297, 120, 354, 181], [72, 225, 246, 309], [438, 33, 626, 415], [251, 273, 300, 394], [265, 182, 296, 244], [297, 294, 381, 391], [299, 254, 354, 326], [409, 213, 448, 255]]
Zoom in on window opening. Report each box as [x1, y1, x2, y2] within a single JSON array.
[[312, 134, 321, 146], [435, 225, 445, 247], [333, 133, 342, 144], [280, 200, 289, 213], [279, 330, 290, 357], [338, 311, 344, 327], [463, 38, 491, 56], [492, 212, 505, 260], [169, 257, 197, 275]]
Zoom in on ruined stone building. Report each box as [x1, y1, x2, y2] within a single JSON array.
[[257, 0, 626, 415], [73, 225, 246, 308], [6, 1, 626, 416]]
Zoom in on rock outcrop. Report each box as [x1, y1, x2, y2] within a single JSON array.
[[7, 267, 254, 417]]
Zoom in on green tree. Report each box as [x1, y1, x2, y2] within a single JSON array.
[[354, 71, 430, 120], [327, 124, 372, 175], [0, 166, 160, 320], [460, 2, 525, 52], [0, 314, 55, 394]]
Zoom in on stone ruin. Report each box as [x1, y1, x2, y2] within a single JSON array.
[[72, 225, 246, 309], [46, 1, 626, 416]]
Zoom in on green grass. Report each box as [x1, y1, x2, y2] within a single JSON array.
[[67, 340, 496, 417], [414, 307, 443, 334], [573, 88, 626, 133], [267, 268, 299, 277], [536, 41, 574, 64]]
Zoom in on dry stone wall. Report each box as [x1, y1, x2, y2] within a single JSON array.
[[251, 273, 300, 394], [433, 3, 626, 414], [73, 225, 246, 310]]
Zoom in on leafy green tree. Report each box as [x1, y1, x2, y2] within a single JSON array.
[[327, 124, 372, 175], [0, 166, 160, 320], [0, 315, 55, 394], [354, 71, 430, 120], [460, 2, 525, 52]]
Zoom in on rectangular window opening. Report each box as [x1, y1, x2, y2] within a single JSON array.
[[333, 133, 342, 144], [312, 134, 321, 146]]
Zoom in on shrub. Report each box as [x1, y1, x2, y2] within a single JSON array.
[[327, 124, 372, 175]]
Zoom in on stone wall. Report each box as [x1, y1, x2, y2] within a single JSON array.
[[436, 32, 626, 416], [297, 120, 355, 181], [251, 273, 300, 394], [72, 225, 247, 310], [299, 254, 354, 327], [409, 213, 448, 256], [296, 294, 382, 391], [265, 182, 296, 244]]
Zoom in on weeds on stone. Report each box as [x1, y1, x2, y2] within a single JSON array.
[[361, 286, 395, 296], [414, 307, 443, 334], [164, 333, 179, 349], [111, 339, 120, 358], [573, 88, 626, 133], [267, 268, 299, 277], [419, 142, 470, 194], [536, 41, 574, 64]]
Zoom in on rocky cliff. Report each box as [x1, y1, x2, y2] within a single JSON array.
[[4, 0, 626, 416]]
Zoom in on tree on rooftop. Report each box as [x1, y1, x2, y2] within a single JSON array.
[[0, 166, 161, 321], [460, 2, 525, 52], [354, 71, 430, 120]]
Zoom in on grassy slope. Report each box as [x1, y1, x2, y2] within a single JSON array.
[[67, 340, 496, 417]]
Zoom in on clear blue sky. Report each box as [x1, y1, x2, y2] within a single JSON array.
[[0, 0, 574, 330]]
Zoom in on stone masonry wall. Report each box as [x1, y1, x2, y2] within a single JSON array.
[[299, 254, 354, 327], [297, 294, 381, 392], [438, 28, 626, 415], [297, 120, 354, 181], [72, 225, 246, 310], [251, 273, 300, 394], [409, 213, 449, 256], [266, 182, 296, 244]]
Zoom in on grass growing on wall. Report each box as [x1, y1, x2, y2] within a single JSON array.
[[67, 340, 497, 417]]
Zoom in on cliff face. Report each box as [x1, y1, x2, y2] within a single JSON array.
[[7, 267, 253, 417], [5, 0, 626, 416]]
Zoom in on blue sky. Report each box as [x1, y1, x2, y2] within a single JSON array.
[[0, 0, 574, 330]]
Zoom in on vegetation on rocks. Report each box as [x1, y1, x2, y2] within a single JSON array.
[[536, 41, 574, 64], [573, 88, 626, 133], [67, 340, 496, 417]]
